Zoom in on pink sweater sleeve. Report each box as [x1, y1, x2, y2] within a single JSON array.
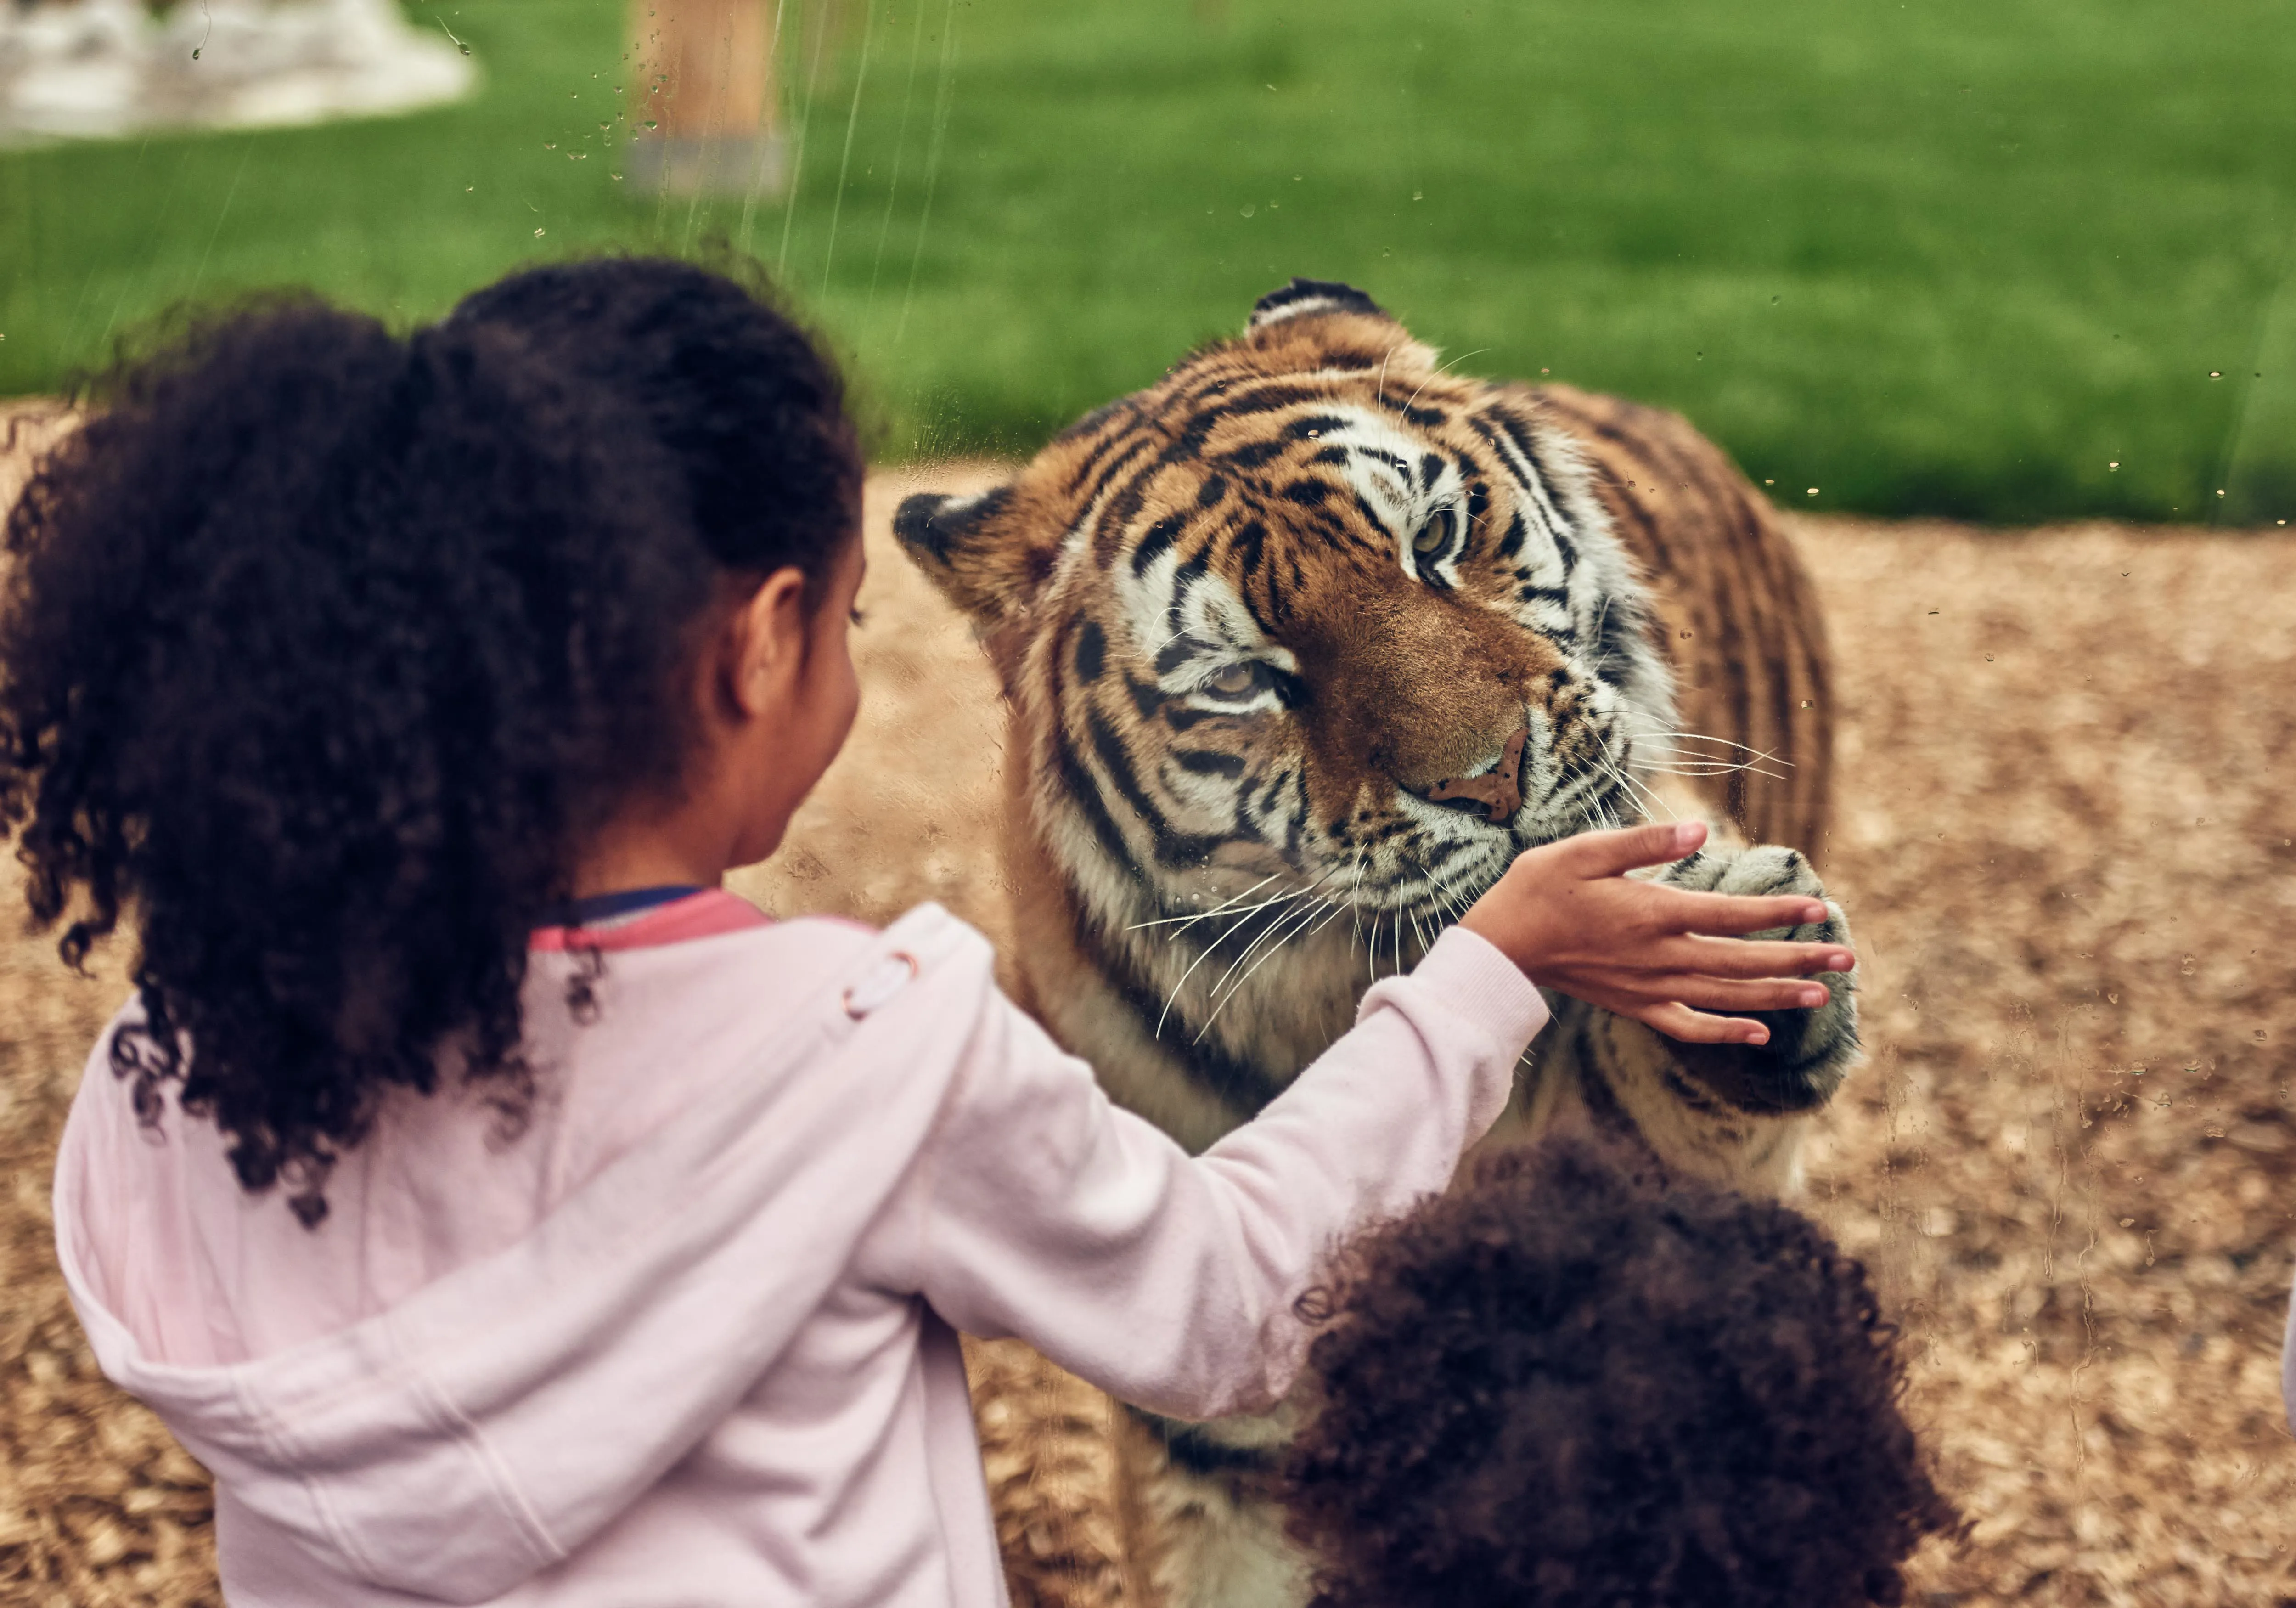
[[871, 925, 1548, 1421]]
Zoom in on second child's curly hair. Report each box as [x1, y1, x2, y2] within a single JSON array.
[[0, 258, 859, 1224], [1285, 1137, 1958, 1608]]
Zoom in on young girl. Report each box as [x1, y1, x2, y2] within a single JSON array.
[[7, 258, 1854, 1607], [1284, 1135, 1958, 1608]]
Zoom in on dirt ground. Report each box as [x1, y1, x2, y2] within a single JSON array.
[[2, 445, 2294, 1604]]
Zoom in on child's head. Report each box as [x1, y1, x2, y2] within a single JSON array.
[[0, 258, 861, 1220], [1284, 1137, 1957, 1608]]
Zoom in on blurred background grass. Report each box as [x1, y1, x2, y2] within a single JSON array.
[[6, 0, 2296, 522]]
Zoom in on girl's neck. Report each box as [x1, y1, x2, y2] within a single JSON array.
[[571, 801, 736, 898]]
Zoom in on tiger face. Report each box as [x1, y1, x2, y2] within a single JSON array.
[[897, 281, 1673, 981]]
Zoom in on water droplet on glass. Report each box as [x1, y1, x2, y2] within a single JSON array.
[[458, 42, 471, 54], [191, 46, 200, 58], [2108, 460, 2119, 469], [1240, 203, 1256, 217], [1412, 190, 1423, 201], [1764, 478, 1774, 485], [2209, 371, 2222, 379], [2120, 1218, 2135, 1227], [645, 119, 658, 130], [1800, 698, 1813, 709], [534, 227, 546, 237], [1984, 654, 1994, 661], [2216, 488, 2225, 496], [544, 142, 556, 150], [1806, 487, 1818, 497], [1770, 294, 1781, 305]]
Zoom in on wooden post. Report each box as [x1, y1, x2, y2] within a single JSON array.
[[626, 0, 787, 197]]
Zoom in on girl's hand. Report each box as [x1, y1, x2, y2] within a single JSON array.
[[1459, 821, 1855, 1046]]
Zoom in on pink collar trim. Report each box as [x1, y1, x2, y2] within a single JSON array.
[[529, 888, 771, 953]]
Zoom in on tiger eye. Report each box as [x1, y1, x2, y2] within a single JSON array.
[[1413, 508, 1455, 555], [1204, 662, 1261, 697]]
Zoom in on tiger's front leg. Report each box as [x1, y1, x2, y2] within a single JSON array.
[[1528, 842, 1860, 1196]]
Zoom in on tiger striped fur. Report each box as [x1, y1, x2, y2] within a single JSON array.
[[896, 280, 1859, 1608]]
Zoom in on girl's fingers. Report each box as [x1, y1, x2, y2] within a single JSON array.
[[1647, 885, 1831, 937], [1640, 935, 1856, 978], [1562, 965, 1832, 1011], [1654, 975, 1835, 1013], [1630, 999, 1771, 1046], [1559, 819, 1706, 879]]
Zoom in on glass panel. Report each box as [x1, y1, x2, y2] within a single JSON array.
[[4, 1, 2292, 1602]]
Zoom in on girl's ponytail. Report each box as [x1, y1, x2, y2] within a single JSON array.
[[0, 261, 857, 1223]]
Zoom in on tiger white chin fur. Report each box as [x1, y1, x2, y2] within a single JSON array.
[[897, 278, 1859, 1608]]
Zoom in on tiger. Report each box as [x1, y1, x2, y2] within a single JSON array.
[[895, 278, 1859, 1608]]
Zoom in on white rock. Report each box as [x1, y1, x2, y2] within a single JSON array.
[[0, 0, 476, 141]]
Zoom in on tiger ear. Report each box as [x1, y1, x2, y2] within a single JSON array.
[[1244, 278, 1435, 374], [894, 483, 1053, 631], [1247, 278, 1390, 332]]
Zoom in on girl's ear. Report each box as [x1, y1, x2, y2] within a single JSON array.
[[725, 566, 813, 719]]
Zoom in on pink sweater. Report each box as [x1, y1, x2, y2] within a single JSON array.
[[52, 891, 1547, 1607]]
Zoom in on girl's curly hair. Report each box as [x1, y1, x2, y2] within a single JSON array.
[[0, 258, 858, 1224], [1285, 1136, 1958, 1608]]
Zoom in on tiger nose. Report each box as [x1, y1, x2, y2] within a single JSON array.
[[1407, 727, 1530, 822]]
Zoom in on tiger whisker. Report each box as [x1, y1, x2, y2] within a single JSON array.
[[1405, 348, 1491, 413], [1643, 762, 1792, 785], [1432, 858, 1483, 922], [1193, 863, 1346, 1015], [1645, 728, 1788, 753], [1194, 892, 1341, 1043], [1303, 893, 1355, 942], [1126, 872, 1284, 933], [1345, 850, 1368, 954], [1155, 881, 1325, 1038], [1642, 758, 1790, 775], [1601, 759, 1678, 823], [1155, 893, 1297, 1038], [1355, 862, 1380, 987], [1643, 731, 1795, 767]]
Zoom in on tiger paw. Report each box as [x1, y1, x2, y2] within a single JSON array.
[[1656, 841, 1861, 1113]]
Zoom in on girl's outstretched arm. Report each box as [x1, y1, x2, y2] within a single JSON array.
[[863, 920, 1548, 1421]]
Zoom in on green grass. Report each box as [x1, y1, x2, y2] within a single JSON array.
[[8, 0, 2296, 522]]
